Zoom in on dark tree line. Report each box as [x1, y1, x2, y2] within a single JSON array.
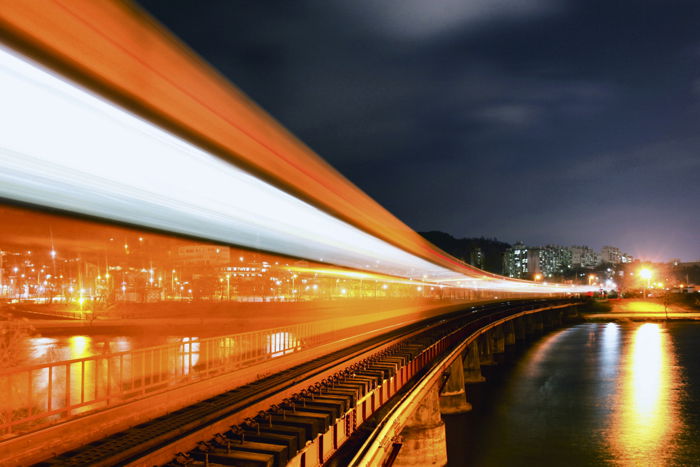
[[419, 231, 511, 275]]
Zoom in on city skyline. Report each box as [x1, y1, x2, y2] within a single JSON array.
[[423, 229, 692, 264]]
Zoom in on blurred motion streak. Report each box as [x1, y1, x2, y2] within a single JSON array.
[[0, 0, 593, 439], [0, 202, 572, 437], [0, 0, 590, 281]]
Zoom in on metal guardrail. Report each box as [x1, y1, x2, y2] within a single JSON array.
[[0, 320, 333, 437]]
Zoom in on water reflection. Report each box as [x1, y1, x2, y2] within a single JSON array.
[[181, 337, 199, 375], [611, 323, 680, 463], [600, 322, 620, 378], [447, 323, 694, 466], [10, 329, 306, 431], [29, 337, 58, 363], [68, 335, 90, 358], [267, 332, 300, 358]]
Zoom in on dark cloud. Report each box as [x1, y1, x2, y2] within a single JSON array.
[[333, 0, 562, 41], [138, 0, 700, 261]]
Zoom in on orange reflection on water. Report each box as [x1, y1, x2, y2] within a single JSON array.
[[611, 323, 680, 463], [68, 335, 90, 359]]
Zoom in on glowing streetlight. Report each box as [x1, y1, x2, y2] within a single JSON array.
[[639, 268, 652, 299]]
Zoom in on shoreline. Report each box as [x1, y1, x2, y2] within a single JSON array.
[[582, 312, 700, 322]]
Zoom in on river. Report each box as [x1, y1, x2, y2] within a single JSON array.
[[445, 321, 700, 466]]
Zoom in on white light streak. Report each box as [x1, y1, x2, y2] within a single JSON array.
[[0, 46, 591, 293]]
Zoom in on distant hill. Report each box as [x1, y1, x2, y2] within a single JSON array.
[[419, 231, 511, 275]]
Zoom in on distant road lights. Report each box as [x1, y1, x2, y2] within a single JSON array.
[[534, 273, 543, 281]]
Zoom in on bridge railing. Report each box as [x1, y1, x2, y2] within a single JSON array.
[[0, 320, 329, 437]]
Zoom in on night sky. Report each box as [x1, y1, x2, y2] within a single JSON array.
[[137, 0, 700, 262]]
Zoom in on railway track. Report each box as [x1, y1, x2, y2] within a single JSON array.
[[35, 298, 578, 467]]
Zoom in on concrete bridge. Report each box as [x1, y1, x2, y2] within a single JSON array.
[[350, 302, 578, 467]]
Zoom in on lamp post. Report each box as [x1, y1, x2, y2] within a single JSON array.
[[639, 268, 652, 300]]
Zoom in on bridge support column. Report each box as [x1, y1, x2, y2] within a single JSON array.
[[524, 315, 536, 336], [514, 317, 527, 341], [533, 313, 544, 333], [439, 358, 471, 414], [491, 326, 505, 355], [479, 333, 495, 365], [463, 341, 485, 383], [541, 311, 552, 330], [504, 320, 516, 346], [552, 310, 563, 326], [394, 383, 448, 466]]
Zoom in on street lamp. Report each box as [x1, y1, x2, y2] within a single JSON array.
[[639, 268, 652, 299], [588, 274, 596, 286]]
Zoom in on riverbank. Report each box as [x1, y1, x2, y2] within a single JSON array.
[[583, 312, 700, 321], [582, 298, 700, 322]]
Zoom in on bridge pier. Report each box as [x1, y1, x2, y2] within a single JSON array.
[[552, 309, 563, 326], [544, 310, 556, 330], [531, 314, 544, 334], [439, 357, 471, 414], [541, 311, 551, 330], [538, 313, 546, 332], [479, 332, 496, 365], [463, 341, 485, 383], [491, 326, 505, 355], [504, 320, 516, 346], [514, 317, 527, 341], [394, 383, 448, 466], [523, 315, 535, 336]]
